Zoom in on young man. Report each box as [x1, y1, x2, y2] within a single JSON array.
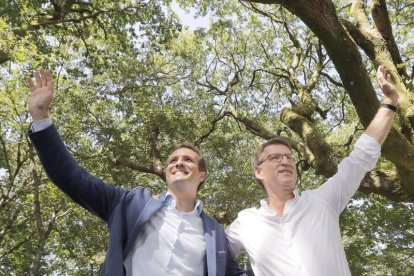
[[27, 69, 244, 276], [226, 66, 399, 276]]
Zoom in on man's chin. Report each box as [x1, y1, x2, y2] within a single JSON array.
[[168, 180, 190, 190], [169, 177, 189, 185], [273, 182, 296, 193], [282, 182, 296, 189], [168, 182, 198, 197]]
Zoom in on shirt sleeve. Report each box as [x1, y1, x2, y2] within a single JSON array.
[[31, 117, 53, 132], [312, 133, 381, 214], [225, 217, 245, 258]]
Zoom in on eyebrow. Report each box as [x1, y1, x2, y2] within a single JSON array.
[[167, 155, 196, 162], [261, 151, 292, 157]]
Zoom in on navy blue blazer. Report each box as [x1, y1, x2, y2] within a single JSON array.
[[29, 125, 244, 276]]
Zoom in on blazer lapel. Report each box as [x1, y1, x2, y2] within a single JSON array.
[[123, 192, 167, 258], [201, 212, 216, 276]]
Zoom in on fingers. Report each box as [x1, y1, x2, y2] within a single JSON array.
[[27, 69, 53, 90], [376, 65, 398, 104], [27, 77, 35, 90], [34, 71, 42, 88], [386, 72, 392, 82], [44, 70, 54, 87], [41, 69, 47, 87], [376, 65, 390, 86], [377, 65, 384, 80]]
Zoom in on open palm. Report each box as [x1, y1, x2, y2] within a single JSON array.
[[27, 70, 54, 121], [376, 65, 399, 104]]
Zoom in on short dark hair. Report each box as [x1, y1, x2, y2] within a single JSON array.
[[168, 142, 207, 191], [253, 137, 293, 189]]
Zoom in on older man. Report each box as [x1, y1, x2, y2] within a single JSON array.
[[226, 66, 398, 276]]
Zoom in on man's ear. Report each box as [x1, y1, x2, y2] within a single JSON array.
[[199, 171, 206, 182], [254, 167, 263, 180]]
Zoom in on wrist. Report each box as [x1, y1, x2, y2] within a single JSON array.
[[380, 103, 397, 112], [30, 111, 49, 122], [382, 96, 398, 106]]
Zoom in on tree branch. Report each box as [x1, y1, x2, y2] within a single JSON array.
[[281, 107, 338, 176], [148, 126, 163, 175], [107, 153, 165, 181], [371, 0, 408, 78], [195, 113, 228, 146], [359, 170, 410, 202], [226, 110, 313, 165], [0, 49, 10, 64]]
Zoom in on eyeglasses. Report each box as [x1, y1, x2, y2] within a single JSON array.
[[258, 153, 295, 165]]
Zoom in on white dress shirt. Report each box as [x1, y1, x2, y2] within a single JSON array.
[[124, 194, 206, 276], [226, 134, 381, 276]]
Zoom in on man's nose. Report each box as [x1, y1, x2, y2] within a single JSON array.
[[280, 155, 290, 164], [175, 158, 184, 166]]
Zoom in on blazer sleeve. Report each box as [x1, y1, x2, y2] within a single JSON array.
[[225, 242, 251, 276], [214, 222, 249, 276], [29, 124, 125, 222]]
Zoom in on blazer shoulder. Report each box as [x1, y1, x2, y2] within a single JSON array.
[[201, 211, 225, 231], [124, 186, 152, 202]]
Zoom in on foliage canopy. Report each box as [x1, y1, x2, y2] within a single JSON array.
[[1, 0, 413, 274]]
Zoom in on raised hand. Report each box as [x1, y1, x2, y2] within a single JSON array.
[[376, 65, 399, 106], [27, 69, 54, 121]]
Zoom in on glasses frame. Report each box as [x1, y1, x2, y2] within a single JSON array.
[[257, 153, 295, 166]]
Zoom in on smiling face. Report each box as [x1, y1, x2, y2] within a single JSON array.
[[165, 147, 206, 197], [255, 144, 298, 195]]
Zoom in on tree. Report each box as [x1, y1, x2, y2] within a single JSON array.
[[238, 0, 414, 200], [1, 0, 182, 274], [1, 0, 413, 274]]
